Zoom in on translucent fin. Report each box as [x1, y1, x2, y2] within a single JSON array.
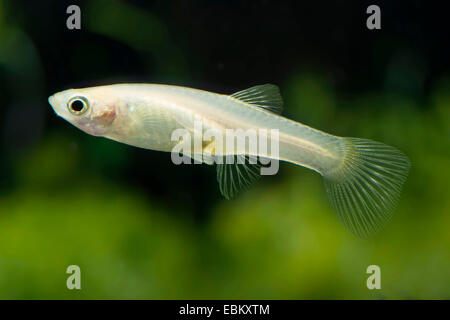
[[323, 138, 410, 237], [216, 155, 262, 199], [230, 84, 283, 114]]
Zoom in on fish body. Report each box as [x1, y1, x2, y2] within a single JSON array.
[[49, 83, 410, 237], [50, 84, 343, 172]]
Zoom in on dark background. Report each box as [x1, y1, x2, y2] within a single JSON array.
[[0, 0, 448, 299]]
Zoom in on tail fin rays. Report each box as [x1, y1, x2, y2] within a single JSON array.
[[323, 138, 410, 237]]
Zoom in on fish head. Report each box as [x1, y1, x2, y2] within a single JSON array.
[[48, 87, 119, 136]]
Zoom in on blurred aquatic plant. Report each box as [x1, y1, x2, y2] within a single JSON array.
[[283, 72, 336, 128], [1, 75, 448, 299], [85, 0, 189, 80]]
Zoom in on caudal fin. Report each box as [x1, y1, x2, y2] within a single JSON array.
[[323, 138, 410, 237]]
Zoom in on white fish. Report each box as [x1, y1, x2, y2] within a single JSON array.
[[48, 83, 410, 237]]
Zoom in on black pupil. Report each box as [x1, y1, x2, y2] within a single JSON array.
[[71, 99, 85, 112]]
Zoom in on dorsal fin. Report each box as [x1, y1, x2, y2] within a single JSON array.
[[230, 84, 283, 114]]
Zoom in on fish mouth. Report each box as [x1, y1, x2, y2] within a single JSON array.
[[48, 94, 62, 116], [48, 94, 55, 106]]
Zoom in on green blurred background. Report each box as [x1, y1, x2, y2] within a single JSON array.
[[0, 0, 449, 299]]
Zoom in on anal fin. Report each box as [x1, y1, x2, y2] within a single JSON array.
[[216, 155, 263, 199]]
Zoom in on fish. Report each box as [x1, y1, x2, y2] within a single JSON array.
[[48, 83, 410, 237]]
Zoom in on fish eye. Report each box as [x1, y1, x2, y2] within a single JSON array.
[[67, 96, 89, 115]]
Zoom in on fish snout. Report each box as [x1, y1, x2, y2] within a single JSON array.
[[48, 94, 64, 116], [48, 94, 56, 107]]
